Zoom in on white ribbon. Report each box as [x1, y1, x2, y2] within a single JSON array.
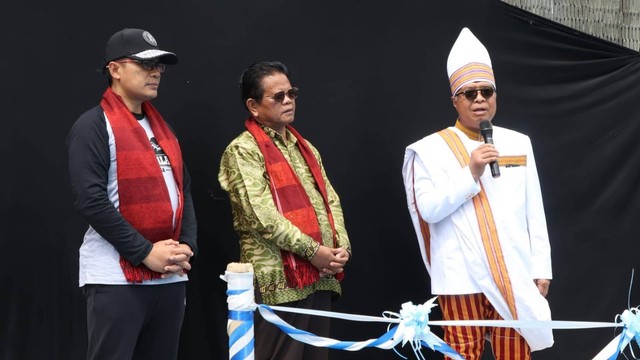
[[221, 270, 640, 359], [265, 301, 640, 359], [260, 299, 464, 359]]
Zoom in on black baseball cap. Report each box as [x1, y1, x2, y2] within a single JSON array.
[[102, 28, 178, 72]]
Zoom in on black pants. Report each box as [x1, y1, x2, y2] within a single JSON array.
[[254, 291, 332, 360], [83, 282, 186, 360]]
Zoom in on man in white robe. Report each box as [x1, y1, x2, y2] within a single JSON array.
[[402, 27, 553, 360]]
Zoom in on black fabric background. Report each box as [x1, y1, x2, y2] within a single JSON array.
[[1, 0, 639, 359]]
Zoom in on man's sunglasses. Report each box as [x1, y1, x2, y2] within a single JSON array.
[[114, 59, 166, 73], [454, 87, 495, 101], [264, 87, 299, 103]]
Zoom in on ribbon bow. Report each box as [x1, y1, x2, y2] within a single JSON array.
[[619, 308, 640, 339], [397, 297, 440, 350], [384, 296, 463, 360], [617, 307, 640, 358]]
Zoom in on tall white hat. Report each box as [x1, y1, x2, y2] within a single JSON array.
[[447, 27, 496, 95]]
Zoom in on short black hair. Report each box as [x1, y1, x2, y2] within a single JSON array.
[[239, 61, 290, 109]]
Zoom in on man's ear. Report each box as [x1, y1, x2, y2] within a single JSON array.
[[246, 98, 259, 118], [106, 62, 121, 81]]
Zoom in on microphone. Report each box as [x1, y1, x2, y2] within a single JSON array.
[[479, 120, 500, 178]]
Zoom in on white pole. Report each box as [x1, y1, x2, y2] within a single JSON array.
[[224, 262, 255, 360]]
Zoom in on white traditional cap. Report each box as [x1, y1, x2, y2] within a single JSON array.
[[447, 27, 496, 95]]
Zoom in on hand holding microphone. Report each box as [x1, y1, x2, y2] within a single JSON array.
[[479, 120, 501, 178]]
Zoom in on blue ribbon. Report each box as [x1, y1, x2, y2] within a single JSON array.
[[257, 303, 463, 359], [227, 289, 249, 296], [228, 320, 254, 360], [227, 287, 255, 360], [229, 310, 253, 321]]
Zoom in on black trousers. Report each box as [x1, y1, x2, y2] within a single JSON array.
[[83, 282, 186, 360], [254, 291, 332, 360]]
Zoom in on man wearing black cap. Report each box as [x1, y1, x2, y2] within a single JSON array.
[[67, 28, 197, 359]]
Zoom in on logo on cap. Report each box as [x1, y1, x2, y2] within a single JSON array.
[[142, 31, 157, 46]]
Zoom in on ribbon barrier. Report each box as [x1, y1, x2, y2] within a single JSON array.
[[258, 298, 463, 360], [221, 264, 640, 359], [220, 263, 462, 359]]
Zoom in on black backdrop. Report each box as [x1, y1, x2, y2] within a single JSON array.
[[2, 0, 640, 359]]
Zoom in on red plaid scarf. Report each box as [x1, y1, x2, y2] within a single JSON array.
[[245, 118, 344, 289], [101, 87, 184, 283]]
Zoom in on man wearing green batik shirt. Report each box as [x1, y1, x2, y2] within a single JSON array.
[[218, 61, 351, 360]]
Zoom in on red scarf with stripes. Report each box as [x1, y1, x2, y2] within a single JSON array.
[[101, 87, 184, 283], [245, 117, 344, 289]]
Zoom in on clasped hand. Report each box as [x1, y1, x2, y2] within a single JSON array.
[[142, 239, 194, 278], [310, 245, 350, 277]]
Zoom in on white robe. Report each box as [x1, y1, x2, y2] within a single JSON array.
[[402, 125, 554, 351]]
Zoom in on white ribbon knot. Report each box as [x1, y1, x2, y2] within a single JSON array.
[[397, 297, 440, 349], [620, 308, 640, 335], [382, 296, 463, 359]]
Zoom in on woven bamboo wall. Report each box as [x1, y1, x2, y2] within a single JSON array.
[[502, 0, 640, 50]]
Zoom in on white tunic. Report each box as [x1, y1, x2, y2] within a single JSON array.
[[402, 125, 554, 351]]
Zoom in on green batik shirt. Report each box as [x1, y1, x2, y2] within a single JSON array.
[[218, 124, 351, 305]]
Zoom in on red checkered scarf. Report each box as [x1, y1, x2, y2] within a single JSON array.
[[101, 87, 184, 283], [245, 117, 344, 289]]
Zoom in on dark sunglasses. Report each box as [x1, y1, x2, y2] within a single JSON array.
[[455, 87, 495, 101], [264, 87, 299, 103], [114, 59, 166, 73]]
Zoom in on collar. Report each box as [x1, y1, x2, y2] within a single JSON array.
[[455, 119, 483, 141], [258, 122, 297, 144]]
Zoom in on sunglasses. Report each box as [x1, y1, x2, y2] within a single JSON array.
[[114, 59, 166, 73], [455, 87, 495, 101], [264, 87, 299, 103]]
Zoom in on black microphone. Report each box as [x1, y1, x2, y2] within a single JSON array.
[[479, 120, 500, 178]]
